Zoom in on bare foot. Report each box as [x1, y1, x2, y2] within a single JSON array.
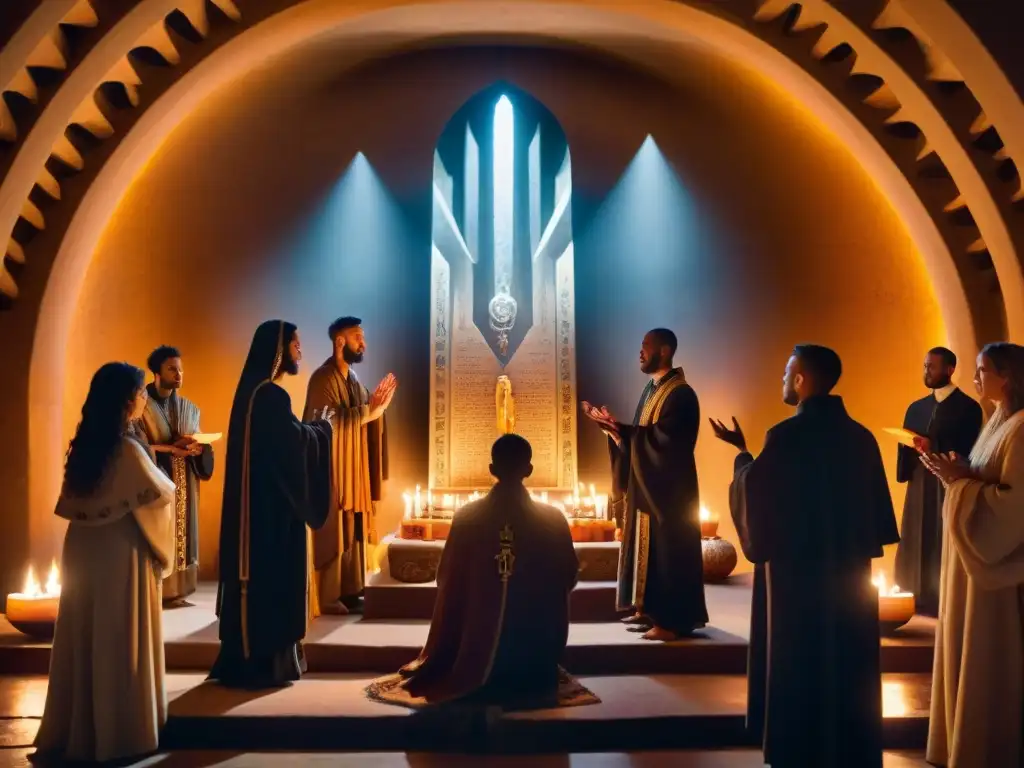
[[641, 626, 680, 642], [626, 623, 653, 633], [620, 613, 648, 624]]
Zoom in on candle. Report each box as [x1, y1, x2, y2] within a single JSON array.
[[414, 485, 422, 519], [873, 573, 915, 631], [403, 492, 412, 520], [6, 562, 61, 638], [699, 506, 719, 538]]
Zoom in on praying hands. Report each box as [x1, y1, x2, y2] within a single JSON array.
[[919, 451, 976, 486]]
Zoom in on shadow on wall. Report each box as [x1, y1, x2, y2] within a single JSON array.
[[60, 45, 946, 578]]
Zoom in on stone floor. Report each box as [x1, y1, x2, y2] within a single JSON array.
[[0, 670, 932, 755], [0, 747, 935, 767]]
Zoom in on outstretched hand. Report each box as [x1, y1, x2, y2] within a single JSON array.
[[581, 401, 618, 427], [582, 401, 621, 446], [710, 417, 747, 452]]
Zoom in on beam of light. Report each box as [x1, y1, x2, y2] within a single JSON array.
[[493, 95, 514, 297], [464, 125, 479, 261], [432, 182, 474, 264], [529, 125, 541, 256]]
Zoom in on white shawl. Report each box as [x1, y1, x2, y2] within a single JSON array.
[[55, 438, 177, 578], [944, 409, 1024, 590]]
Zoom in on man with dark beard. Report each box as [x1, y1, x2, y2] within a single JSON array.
[[582, 328, 707, 641], [306, 316, 396, 615], [211, 321, 334, 688], [894, 346, 982, 616], [711, 344, 900, 768], [138, 345, 214, 604]]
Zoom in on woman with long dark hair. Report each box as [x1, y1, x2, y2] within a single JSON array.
[[34, 362, 176, 763], [921, 342, 1024, 767]]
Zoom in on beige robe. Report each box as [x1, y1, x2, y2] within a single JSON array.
[[35, 437, 175, 763], [303, 359, 387, 610], [927, 409, 1024, 768]]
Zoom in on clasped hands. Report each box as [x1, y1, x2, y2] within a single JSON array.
[[919, 451, 974, 486], [581, 401, 622, 445], [169, 436, 204, 458], [310, 373, 398, 430]]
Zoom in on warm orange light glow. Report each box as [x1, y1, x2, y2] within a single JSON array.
[[882, 680, 909, 717], [699, 506, 710, 522], [872, 572, 911, 598], [18, 561, 61, 598]]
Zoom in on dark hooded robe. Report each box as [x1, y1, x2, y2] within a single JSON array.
[[894, 387, 982, 616], [729, 395, 900, 768], [366, 483, 597, 710], [210, 320, 333, 688], [609, 368, 708, 634]]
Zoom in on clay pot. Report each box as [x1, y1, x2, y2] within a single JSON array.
[[701, 537, 737, 582]]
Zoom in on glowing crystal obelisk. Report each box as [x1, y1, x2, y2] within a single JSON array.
[[489, 95, 517, 357]]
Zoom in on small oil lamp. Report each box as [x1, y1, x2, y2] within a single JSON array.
[[6, 561, 61, 639]]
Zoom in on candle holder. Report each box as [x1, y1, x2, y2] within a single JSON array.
[[6, 563, 61, 640], [873, 574, 915, 634]]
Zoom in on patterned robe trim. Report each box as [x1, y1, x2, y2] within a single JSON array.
[[629, 369, 688, 612], [140, 393, 202, 575]]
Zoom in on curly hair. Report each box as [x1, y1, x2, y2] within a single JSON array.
[[146, 345, 181, 375], [63, 362, 146, 496]]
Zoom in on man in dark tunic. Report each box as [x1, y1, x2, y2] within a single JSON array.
[[367, 435, 595, 710], [582, 328, 707, 641], [711, 344, 900, 768], [138, 345, 214, 604], [210, 320, 334, 689], [894, 346, 982, 616]]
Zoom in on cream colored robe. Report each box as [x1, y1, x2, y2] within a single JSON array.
[[35, 437, 175, 763], [927, 409, 1024, 768]]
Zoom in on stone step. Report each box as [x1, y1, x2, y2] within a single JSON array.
[[0, 672, 932, 754], [0, 583, 935, 677]]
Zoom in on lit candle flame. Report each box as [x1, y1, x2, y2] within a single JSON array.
[[699, 506, 710, 522], [23, 566, 40, 597], [22, 562, 60, 597], [872, 572, 907, 597], [45, 560, 61, 596]]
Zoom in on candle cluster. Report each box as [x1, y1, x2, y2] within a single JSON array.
[[402, 482, 610, 521]]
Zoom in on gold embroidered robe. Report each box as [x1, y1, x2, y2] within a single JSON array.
[[609, 368, 707, 633], [138, 386, 214, 601], [304, 359, 388, 607]]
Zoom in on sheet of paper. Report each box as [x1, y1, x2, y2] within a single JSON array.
[[883, 427, 919, 447], [190, 432, 222, 445]]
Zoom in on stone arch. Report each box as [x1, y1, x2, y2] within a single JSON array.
[[0, 0, 1017, 579]]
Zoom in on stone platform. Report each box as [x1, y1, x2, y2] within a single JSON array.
[[0, 576, 934, 677], [0, 671, 932, 754], [382, 534, 620, 583], [0, 578, 936, 754]]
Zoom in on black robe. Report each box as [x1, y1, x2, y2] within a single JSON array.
[[610, 368, 708, 634], [729, 395, 900, 768], [210, 320, 332, 688], [893, 388, 982, 616]]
